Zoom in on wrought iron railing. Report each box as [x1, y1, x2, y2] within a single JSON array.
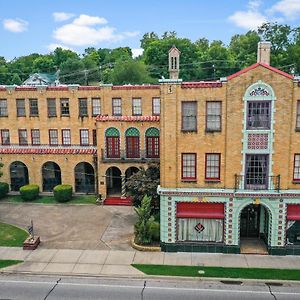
[[234, 174, 280, 192], [101, 148, 159, 161]]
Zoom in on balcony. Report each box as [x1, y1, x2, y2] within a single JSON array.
[[234, 174, 280, 192], [101, 148, 159, 163]]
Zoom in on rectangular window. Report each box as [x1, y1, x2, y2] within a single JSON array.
[[297, 101, 300, 131], [31, 129, 40, 145], [182, 153, 197, 180], [49, 129, 58, 146], [146, 136, 159, 158], [112, 98, 122, 116], [18, 129, 28, 145], [294, 154, 300, 181], [0, 99, 8, 117], [245, 154, 268, 189], [205, 153, 221, 180], [16, 99, 26, 117], [1, 129, 10, 145], [47, 98, 56, 117], [182, 101, 197, 131], [106, 137, 120, 158], [60, 98, 70, 116], [92, 129, 97, 146], [126, 136, 140, 158], [247, 101, 271, 130], [29, 99, 39, 116], [80, 129, 89, 146], [152, 97, 160, 115], [62, 129, 71, 146], [92, 98, 101, 116], [79, 98, 88, 117], [206, 101, 221, 132], [132, 98, 142, 116]]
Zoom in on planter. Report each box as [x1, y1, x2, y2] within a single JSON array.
[[131, 238, 161, 252]]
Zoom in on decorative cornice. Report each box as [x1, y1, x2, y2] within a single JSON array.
[[112, 85, 160, 90], [181, 81, 222, 89], [96, 115, 160, 122]]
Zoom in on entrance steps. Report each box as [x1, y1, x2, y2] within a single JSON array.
[[240, 238, 268, 255], [103, 196, 133, 206]]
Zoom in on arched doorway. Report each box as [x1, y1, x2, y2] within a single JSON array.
[[240, 203, 270, 254], [106, 167, 122, 196], [75, 162, 95, 193], [10, 161, 29, 191], [42, 161, 61, 192], [125, 167, 139, 180]]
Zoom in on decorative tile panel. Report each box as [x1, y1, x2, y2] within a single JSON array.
[[248, 133, 269, 150]]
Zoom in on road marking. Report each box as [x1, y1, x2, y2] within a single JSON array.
[[0, 279, 300, 296]]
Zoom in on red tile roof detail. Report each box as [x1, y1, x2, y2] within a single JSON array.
[[96, 115, 160, 122], [0, 147, 97, 155], [227, 63, 294, 80], [112, 85, 160, 90], [15, 87, 37, 91], [0, 87, 6, 91], [47, 86, 69, 91], [182, 82, 223, 88]]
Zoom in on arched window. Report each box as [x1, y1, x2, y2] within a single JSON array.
[[125, 127, 140, 158], [145, 127, 159, 158], [105, 127, 120, 158]]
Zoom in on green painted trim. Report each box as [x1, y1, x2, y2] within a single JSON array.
[[105, 127, 120, 137], [125, 127, 140, 137], [145, 127, 159, 137]]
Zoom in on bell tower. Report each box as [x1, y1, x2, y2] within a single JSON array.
[[168, 46, 180, 79]]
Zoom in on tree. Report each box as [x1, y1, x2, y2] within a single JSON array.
[[59, 58, 85, 84], [108, 59, 153, 85], [33, 56, 56, 73], [52, 47, 79, 67], [125, 162, 160, 207], [10, 74, 22, 85]]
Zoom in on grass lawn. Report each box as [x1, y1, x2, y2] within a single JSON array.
[[2, 195, 97, 205], [133, 264, 300, 281], [0, 222, 29, 247], [0, 260, 23, 269]]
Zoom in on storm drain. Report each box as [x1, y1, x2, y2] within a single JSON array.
[[220, 280, 243, 285], [265, 282, 283, 287]]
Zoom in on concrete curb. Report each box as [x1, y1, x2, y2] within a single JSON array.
[[131, 239, 161, 252]]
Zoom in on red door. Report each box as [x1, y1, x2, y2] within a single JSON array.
[[126, 136, 140, 158], [146, 136, 159, 158], [106, 137, 120, 158]]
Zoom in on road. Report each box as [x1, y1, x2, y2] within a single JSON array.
[[1, 274, 300, 299]]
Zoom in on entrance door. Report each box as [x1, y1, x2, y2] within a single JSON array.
[[240, 204, 260, 237]]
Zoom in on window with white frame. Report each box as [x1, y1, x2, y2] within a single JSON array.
[[31, 129, 40, 145], [1, 129, 10, 145], [112, 98, 122, 116], [182, 153, 196, 180], [132, 98, 142, 115], [29, 99, 39, 116], [205, 153, 220, 180], [182, 101, 197, 131], [247, 101, 271, 130], [206, 101, 221, 131], [152, 98, 160, 115], [47, 98, 56, 117], [92, 98, 101, 116], [60, 98, 70, 116], [62, 129, 71, 145], [16, 99, 26, 117], [79, 98, 88, 117], [294, 154, 300, 181], [18, 129, 28, 145], [80, 129, 89, 145], [49, 129, 58, 146], [0, 99, 8, 117]]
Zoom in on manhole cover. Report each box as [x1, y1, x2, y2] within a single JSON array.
[[220, 280, 243, 285]]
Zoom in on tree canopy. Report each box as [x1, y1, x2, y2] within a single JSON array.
[[1, 22, 300, 85]]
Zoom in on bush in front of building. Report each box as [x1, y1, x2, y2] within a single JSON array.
[[53, 184, 73, 202], [20, 184, 39, 201], [0, 182, 9, 199], [134, 195, 160, 245]]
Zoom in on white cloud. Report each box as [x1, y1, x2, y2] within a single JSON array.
[[47, 43, 74, 52], [3, 18, 28, 33], [132, 48, 144, 58], [73, 14, 107, 26], [53, 12, 75, 22], [228, 1, 267, 30], [269, 0, 300, 19], [52, 14, 139, 47]]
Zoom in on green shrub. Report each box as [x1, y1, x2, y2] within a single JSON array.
[[0, 182, 9, 199], [53, 184, 72, 202], [149, 221, 160, 242], [20, 184, 39, 201]]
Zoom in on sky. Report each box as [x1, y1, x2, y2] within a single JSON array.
[[1, 0, 300, 60]]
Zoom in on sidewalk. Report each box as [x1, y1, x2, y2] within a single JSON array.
[[2, 246, 300, 277]]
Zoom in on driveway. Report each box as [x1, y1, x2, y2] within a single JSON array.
[[0, 203, 136, 250]]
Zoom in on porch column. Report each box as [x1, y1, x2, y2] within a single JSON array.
[[121, 175, 126, 198]]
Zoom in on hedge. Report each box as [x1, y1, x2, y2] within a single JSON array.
[[0, 182, 9, 199], [20, 184, 39, 201], [53, 184, 72, 202]]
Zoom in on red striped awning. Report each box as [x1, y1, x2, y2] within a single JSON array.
[[176, 202, 224, 219], [287, 204, 300, 220]]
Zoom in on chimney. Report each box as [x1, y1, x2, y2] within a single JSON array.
[[168, 46, 180, 79], [257, 41, 271, 65]]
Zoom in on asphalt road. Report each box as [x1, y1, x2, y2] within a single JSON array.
[[1, 274, 300, 300]]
